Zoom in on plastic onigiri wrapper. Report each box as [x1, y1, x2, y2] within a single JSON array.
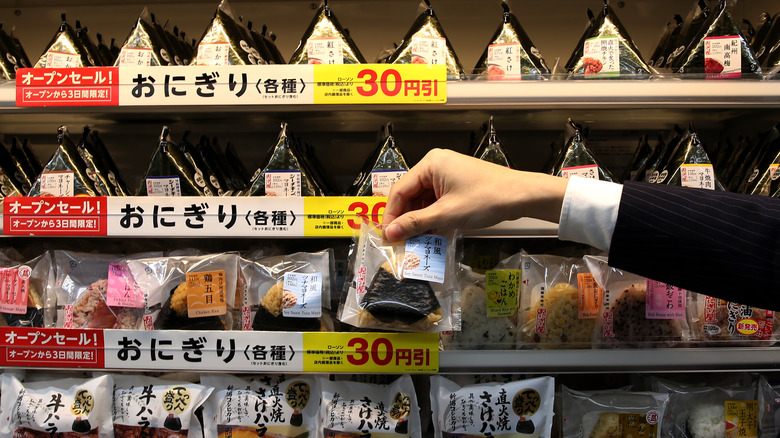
[[288, 0, 366, 64], [114, 7, 176, 66], [191, 0, 266, 66], [28, 126, 100, 197], [34, 14, 98, 68], [549, 119, 616, 182], [347, 122, 411, 197], [0, 252, 53, 328]]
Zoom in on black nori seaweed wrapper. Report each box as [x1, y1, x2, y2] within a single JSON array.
[[638, 125, 682, 183], [211, 136, 248, 193], [20, 138, 43, 176], [387, 0, 465, 79], [742, 125, 780, 196], [114, 8, 173, 66], [0, 141, 27, 197], [150, 13, 183, 66], [361, 266, 440, 325], [473, 2, 550, 79], [550, 120, 616, 182], [28, 126, 99, 197], [288, 0, 366, 65], [156, 286, 225, 330], [225, 142, 252, 187], [75, 21, 104, 66], [756, 12, 780, 67], [0, 24, 24, 79], [77, 127, 120, 196], [568, 0, 655, 78], [87, 130, 130, 196], [622, 134, 653, 182], [137, 126, 210, 196], [10, 26, 31, 68], [192, 0, 264, 66], [9, 138, 36, 188], [263, 26, 287, 64], [676, 0, 762, 78], [197, 136, 237, 195], [648, 14, 683, 69], [563, 8, 595, 73], [750, 12, 773, 54], [348, 122, 410, 196], [664, 0, 710, 69], [35, 14, 96, 68], [247, 21, 278, 65], [95, 33, 114, 66], [473, 116, 514, 168], [251, 303, 321, 332], [657, 122, 725, 190], [179, 131, 220, 196]]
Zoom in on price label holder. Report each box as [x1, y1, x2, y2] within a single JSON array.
[[302, 332, 438, 373], [0, 327, 105, 368], [313, 64, 447, 104], [304, 196, 386, 236]]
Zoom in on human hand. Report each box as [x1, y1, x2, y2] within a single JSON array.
[[382, 149, 570, 241]]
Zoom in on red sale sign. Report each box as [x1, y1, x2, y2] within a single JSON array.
[[3, 196, 108, 236], [0, 327, 105, 368], [16, 67, 119, 107]]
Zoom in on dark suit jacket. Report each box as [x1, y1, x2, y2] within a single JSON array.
[[608, 181, 780, 311]]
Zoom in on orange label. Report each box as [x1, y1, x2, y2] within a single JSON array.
[[577, 273, 602, 319], [185, 270, 226, 318]]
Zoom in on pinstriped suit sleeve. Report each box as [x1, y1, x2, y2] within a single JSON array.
[[608, 181, 780, 311]]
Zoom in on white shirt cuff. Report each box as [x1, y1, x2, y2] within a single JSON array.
[[558, 176, 624, 251]]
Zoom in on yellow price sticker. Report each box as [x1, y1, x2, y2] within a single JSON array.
[[313, 64, 447, 104], [485, 270, 520, 318], [304, 196, 386, 237], [302, 332, 438, 373]]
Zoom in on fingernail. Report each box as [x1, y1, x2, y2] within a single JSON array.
[[384, 224, 400, 241]]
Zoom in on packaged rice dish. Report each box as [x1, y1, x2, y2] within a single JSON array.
[[758, 376, 780, 438], [240, 249, 334, 332], [347, 123, 410, 197], [319, 374, 421, 438], [0, 23, 27, 79], [0, 373, 113, 438], [74, 21, 104, 67], [431, 375, 554, 438], [138, 126, 213, 196], [79, 127, 130, 196], [34, 14, 97, 68], [518, 253, 600, 349], [112, 374, 212, 438], [549, 120, 616, 182], [662, 0, 710, 70], [0, 252, 52, 328], [440, 260, 518, 350], [340, 219, 460, 332], [201, 374, 318, 438], [288, 0, 365, 64], [0, 140, 30, 198], [122, 253, 240, 330], [584, 256, 692, 348], [28, 126, 99, 197], [647, 14, 684, 69], [114, 7, 175, 66], [654, 122, 724, 190], [472, 116, 515, 168], [191, 0, 266, 66], [560, 385, 669, 438], [689, 293, 777, 346]]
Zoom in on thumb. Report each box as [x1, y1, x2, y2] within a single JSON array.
[[383, 207, 440, 242]]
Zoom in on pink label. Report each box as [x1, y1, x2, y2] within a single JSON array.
[[106, 263, 145, 308], [64, 304, 74, 328], [602, 311, 614, 338], [646, 280, 686, 319], [0, 267, 31, 314], [535, 308, 547, 334], [561, 164, 599, 179], [143, 314, 154, 330], [356, 266, 367, 295], [242, 306, 251, 330]]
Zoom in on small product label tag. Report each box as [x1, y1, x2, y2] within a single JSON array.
[[265, 170, 302, 196], [602, 310, 615, 338], [371, 170, 406, 196], [106, 263, 145, 308], [196, 42, 230, 66], [146, 176, 182, 196], [646, 280, 686, 319], [282, 272, 322, 318], [40, 171, 75, 197], [681, 164, 716, 189], [724, 400, 758, 438], [618, 412, 658, 438], [770, 164, 780, 180], [561, 164, 599, 179], [118, 48, 152, 67], [306, 37, 343, 65], [485, 269, 520, 317], [185, 270, 226, 318], [576, 273, 602, 319], [45, 51, 82, 68], [583, 36, 620, 76], [402, 234, 447, 283], [241, 305, 251, 330], [487, 43, 522, 78], [411, 36, 447, 66], [0, 267, 31, 314], [704, 36, 741, 79]]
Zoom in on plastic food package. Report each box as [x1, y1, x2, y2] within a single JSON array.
[[560, 385, 670, 438], [563, 9, 596, 74], [639, 125, 682, 183], [192, 0, 266, 66], [472, 2, 550, 80], [246, 21, 278, 65], [95, 33, 114, 66], [79, 127, 130, 196], [584, 255, 692, 348], [431, 375, 555, 438], [386, 0, 465, 79], [348, 123, 411, 196], [0, 252, 52, 328], [319, 374, 422, 438], [621, 134, 654, 182], [114, 8, 175, 66], [549, 119, 616, 182], [74, 21, 103, 67], [742, 124, 780, 196], [689, 293, 777, 346], [240, 250, 334, 332], [28, 126, 99, 197], [288, 0, 365, 65], [567, 0, 655, 78], [472, 116, 515, 168], [0, 23, 29, 79], [758, 376, 780, 438], [122, 253, 240, 330], [518, 253, 600, 349], [12, 137, 43, 186], [340, 220, 460, 332], [195, 135, 238, 196], [0, 373, 114, 438], [112, 374, 213, 438], [675, 0, 762, 78], [648, 14, 684, 69], [34, 14, 97, 68], [201, 374, 318, 438], [138, 126, 214, 196], [655, 122, 724, 190], [664, 0, 711, 70], [0, 140, 30, 197], [177, 132, 221, 196]]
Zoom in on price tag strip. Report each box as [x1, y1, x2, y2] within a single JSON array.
[[15, 65, 446, 107], [0, 327, 437, 373], [3, 196, 386, 237]]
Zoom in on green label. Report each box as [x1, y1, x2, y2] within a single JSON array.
[[485, 269, 520, 317]]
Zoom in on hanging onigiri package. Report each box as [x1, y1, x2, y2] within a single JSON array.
[[112, 374, 213, 438], [431, 375, 555, 438], [473, 116, 515, 168], [347, 123, 411, 197], [319, 374, 421, 438], [0, 252, 52, 328], [0, 373, 113, 438], [201, 374, 319, 438], [549, 120, 616, 182], [340, 220, 460, 332], [34, 14, 97, 68], [288, 0, 366, 65], [191, 0, 265, 66], [114, 8, 174, 67], [28, 126, 99, 197]]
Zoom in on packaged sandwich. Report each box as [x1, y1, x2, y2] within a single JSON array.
[[648, 15, 684, 69], [386, 0, 465, 79], [567, 0, 655, 78], [28, 126, 99, 197], [560, 385, 670, 438], [549, 119, 616, 182], [288, 0, 366, 65], [472, 2, 550, 80], [112, 374, 213, 438], [0, 374, 113, 438], [138, 126, 214, 196], [243, 123, 325, 196], [0, 252, 52, 328], [192, 0, 265, 66], [675, 0, 762, 79], [34, 14, 97, 68], [114, 8, 175, 66], [320, 374, 421, 438], [473, 116, 515, 168], [201, 374, 318, 438], [655, 122, 724, 190], [348, 123, 410, 196], [689, 293, 777, 346], [340, 219, 460, 332], [431, 375, 555, 438]]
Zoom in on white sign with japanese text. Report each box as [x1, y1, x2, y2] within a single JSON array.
[[118, 65, 314, 106]]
